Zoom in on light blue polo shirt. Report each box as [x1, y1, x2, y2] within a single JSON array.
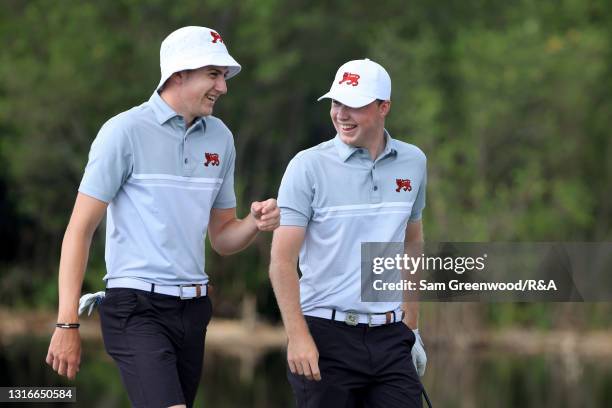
[[79, 91, 236, 285], [278, 132, 426, 314]]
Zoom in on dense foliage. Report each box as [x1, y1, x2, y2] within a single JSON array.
[[1, 1, 611, 327]]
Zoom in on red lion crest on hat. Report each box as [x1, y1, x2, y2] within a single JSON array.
[[395, 178, 412, 192], [338, 72, 360, 86], [210, 31, 224, 43]]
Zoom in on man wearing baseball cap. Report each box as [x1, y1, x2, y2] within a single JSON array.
[[270, 58, 427, 407], [46, 26, 279, 407]]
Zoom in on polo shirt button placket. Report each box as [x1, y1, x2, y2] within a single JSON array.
[[182, 129, 190, 176], [370, 162, 381, 203]]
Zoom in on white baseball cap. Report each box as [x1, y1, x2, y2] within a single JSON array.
[[157, 26, 241, 91], [317, 58, 391, 108]]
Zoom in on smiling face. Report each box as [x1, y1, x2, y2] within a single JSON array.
[[330, 99, 391, 153], [167, 65, 229, 125]]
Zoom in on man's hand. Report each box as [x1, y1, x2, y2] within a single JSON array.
[[46, 328, 82, 380], [250, 198, 280, 231], [410, 328, 427, 377], [287, 332, 321, 381]]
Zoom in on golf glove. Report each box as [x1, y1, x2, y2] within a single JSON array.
[[411, 329, 427, 376], [78, 291, 105, 316]]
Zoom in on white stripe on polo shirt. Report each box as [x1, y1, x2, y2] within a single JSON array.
[[128, 174, 224, 191], [312, 202, 415, 220], [313, 202, 414, 212], [131, 174, 224, 183]]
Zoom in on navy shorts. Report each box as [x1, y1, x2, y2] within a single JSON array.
[[99, 288, 212, 408], [287, 316, 423, 408]]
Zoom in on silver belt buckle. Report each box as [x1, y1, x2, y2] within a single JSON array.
[[179, 284, 195, 300], [344, 310, 360, 326]]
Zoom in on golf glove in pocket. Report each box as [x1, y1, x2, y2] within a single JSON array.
[[411, 329, 427, 376], [78, 291, 106, 316]]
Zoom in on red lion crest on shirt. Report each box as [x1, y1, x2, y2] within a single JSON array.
[[395, 179, 412, 192], [204, 153, 220, 167]]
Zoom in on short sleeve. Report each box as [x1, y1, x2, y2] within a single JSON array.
[[278, 155, 314, 227], [409, 158, 427, 222], [78, 118, 133, 203], [212, 143, 237, 209]]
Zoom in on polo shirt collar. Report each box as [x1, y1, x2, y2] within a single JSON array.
[[149, 92, 209, 129], [380, 129, 398, 159], [149, 91, 179, 125], [333, 135, 359, 162], [333, 129, 397, 162]]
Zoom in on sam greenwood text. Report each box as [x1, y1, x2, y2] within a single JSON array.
[[372, 279, 558, 292]]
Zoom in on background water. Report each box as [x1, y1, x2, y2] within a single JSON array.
[[1, 336, 611, 407]]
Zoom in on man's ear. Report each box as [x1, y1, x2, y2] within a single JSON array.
[[170, 70, 188, 86], [380, 100, 391, 117]]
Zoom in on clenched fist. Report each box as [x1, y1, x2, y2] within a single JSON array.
[[251, 198, 280, 231]]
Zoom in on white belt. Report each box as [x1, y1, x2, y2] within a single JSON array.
[[106, 277, 208, 299], [304, 307, 404, 327]]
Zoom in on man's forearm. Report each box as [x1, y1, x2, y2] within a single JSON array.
[[57, 226, 93, 322], [269, 259, 309, 339], [209, 213, 259, 255], [403, 221, 424, 329]]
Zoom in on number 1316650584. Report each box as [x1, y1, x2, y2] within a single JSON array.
[[1, 387, 76, 402]]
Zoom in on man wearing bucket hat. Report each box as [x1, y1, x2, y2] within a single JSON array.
[[270, 58, 428, 407], [46, 26, 279, 407]]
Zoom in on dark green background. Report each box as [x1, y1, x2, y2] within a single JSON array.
[[1, 0, 611, 326]]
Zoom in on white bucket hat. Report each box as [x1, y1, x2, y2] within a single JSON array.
[[157, 26, 241, 91], [318, 58, 391, 108]]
